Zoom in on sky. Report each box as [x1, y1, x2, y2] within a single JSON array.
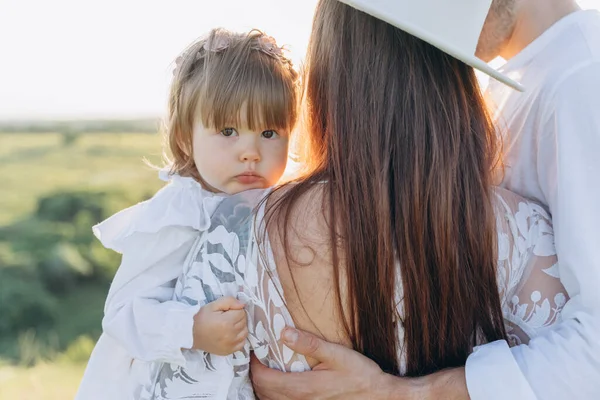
[[0, 0, 597, 120], [0, 0, 319, 119]]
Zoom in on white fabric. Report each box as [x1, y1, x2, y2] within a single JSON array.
[[140, 190, 311, 399], [76, 227, 201, 400], [76, 172, 226, 400], [466, 341, 536, 400], [145, 187, 568, 399], [337, 0, 524, 90], [467, 10, 600, 400], [93, 170, 225, 254]]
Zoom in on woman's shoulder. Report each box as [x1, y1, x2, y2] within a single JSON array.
[[93, 169, 226, 253]]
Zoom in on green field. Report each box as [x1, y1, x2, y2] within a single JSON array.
[[0, 132, 163, 225], [0, 131, 165, 399], [0, 362, 87, 400]]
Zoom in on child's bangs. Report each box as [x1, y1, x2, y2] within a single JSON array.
[[198, 52, 297, 132]]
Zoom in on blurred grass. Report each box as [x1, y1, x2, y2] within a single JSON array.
[[0, 131, 165, 398], [0, 285, 107, 400], [0, 362, 87, 400], [0, 283, 108, 362], [0, 132, 164, 226]]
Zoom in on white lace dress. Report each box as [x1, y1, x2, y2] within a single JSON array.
[[145, 187, 566, 399]]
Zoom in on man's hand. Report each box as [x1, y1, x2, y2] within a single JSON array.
[[251, 327, 470, 400], [192, 296, 247, 355], [251, 327, 404, 400]]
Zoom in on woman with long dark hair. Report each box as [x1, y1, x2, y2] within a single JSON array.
[[142, 0, 568, 398]]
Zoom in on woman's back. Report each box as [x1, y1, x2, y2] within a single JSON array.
[[263, 185, 566, 373], [151, 185, 567, 399]]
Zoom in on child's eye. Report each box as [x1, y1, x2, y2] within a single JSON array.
[[262, 130, 279, 139], [220, 128, 238, 137]]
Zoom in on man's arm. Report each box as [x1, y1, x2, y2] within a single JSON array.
[[539, 62, 600, 309], [251, 327, 470, 400], [466, 62, 600, 400], [520, 61, 600, 398]]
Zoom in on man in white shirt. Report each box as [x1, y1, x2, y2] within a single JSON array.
[[250, 1, 600, 399]]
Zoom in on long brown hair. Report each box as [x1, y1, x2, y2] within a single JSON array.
[[265, 0, 506, 376]]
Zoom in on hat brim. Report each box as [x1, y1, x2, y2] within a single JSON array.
[[398, 25, 525, 92], [336, 0, 525, 92], [458, 53, 524, 92], [405, 31, 524, 92]]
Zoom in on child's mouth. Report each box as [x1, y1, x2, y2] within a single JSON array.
[[235, 173, 263, 185]]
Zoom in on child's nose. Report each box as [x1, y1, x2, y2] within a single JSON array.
[[240, 146, 260, 163]]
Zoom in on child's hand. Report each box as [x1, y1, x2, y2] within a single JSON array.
[[192, 296, 248, 355]]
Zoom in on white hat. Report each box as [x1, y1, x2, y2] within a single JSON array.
[[336, 0, 524, 91]]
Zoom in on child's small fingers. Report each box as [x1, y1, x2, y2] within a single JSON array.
[[230, 321, 247, 335], [222, 309, 247, 323], [205, 297, 228, 312], [236, 326, 249, 341], [233, 317, 247, 331], [235, 310, 248, 324], [233, 343, 244, 353], [209, 296, 245, 312], [233, 337, 247, 352]]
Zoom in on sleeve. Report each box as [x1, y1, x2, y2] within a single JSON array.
[[537, 62, 600, 307], [466, 64, 600, 400], [492, 200, 600, 400], [101, 226, 202, 366], [467, 310, 600, 400], [509, 61, 600, 400]]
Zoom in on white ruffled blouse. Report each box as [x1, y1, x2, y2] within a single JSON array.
[[76, 171, 228, 400], [93, 170, 225, 253]]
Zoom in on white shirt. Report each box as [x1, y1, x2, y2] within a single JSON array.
[[466, 10, 600, 400], [76, 172, 226, 400]]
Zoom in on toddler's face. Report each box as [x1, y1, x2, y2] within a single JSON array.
[[192, 113, 289, 194]]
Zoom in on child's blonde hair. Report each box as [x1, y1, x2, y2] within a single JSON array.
[[165, 28, 300, 183]]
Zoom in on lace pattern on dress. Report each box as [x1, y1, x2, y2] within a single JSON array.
[[147, 188, 567, 398], [492, 189, 567, 346], [148, 190, 309, 399]]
